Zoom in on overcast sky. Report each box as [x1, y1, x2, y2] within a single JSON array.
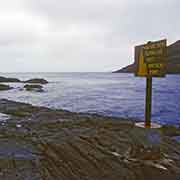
[[0, 0, 179, 72]]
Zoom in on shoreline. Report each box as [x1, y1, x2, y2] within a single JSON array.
[[0, 99, 180, 179], [0, 74, 180, 126]]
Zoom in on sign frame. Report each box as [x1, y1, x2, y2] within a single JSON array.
[[135, 39, 167, 77], [134, 39, 167, 128]]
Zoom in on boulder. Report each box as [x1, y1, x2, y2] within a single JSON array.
[[0, 76, 21, 83], [0, 84, 13, 91], [24, 78, 48, 84], [24, 84, 44, 92]]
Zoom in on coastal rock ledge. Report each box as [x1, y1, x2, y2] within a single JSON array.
[[24, 84, 44, 92], [0, 76, 21, 83], [0, 76, 48, 84], [0, 84, 13, 91], [0, 99, 180, 180], [24, 78, 48, 84]]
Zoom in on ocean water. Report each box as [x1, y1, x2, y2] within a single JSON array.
[[0, 72, 179, 126]]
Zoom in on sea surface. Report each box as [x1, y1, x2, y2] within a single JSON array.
[[0, 72, 179, 126]]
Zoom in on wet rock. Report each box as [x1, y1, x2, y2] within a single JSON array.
[[24, 78, 48, 84], [0, 99, 41, 117], [24, 84, 44, 92], [0, 84, 13, 91], [0, 76, 21, 83]]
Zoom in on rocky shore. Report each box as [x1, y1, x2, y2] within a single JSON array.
[[0, 99, 180, 179]]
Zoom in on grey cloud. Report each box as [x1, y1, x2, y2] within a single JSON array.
[[0, 0, 179, 72]]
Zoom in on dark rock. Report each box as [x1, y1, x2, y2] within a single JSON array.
[[24, 78, 48, 84], [161, 125, 180, 137], [0, 99, 180, 180], [0, 76, 21, 83], [128, 128, 163, 160], [114, 40, 180, 74], [24, 84, 44, 92], [0, 84, 13, 91], [113, 63, 136, 73]]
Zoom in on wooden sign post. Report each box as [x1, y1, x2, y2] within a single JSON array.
[[145, 76, 152, 127], [135, 39, 167, 128]]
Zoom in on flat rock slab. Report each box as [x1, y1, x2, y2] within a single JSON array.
[[0, 99, 180, 180]]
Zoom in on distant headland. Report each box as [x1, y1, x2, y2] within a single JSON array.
[[113, 40, 180, 74]]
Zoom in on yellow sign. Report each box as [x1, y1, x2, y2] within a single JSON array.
[[135, 39, 167, 77]]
